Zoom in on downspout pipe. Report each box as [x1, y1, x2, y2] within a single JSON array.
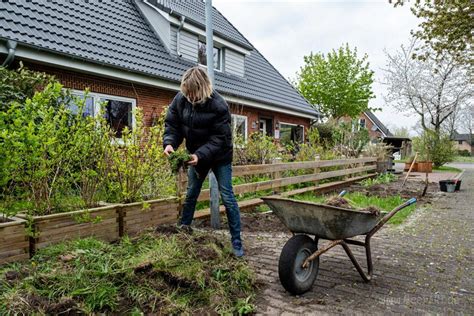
[[176, 15, 185, 57], [1, 40, 17, 67]]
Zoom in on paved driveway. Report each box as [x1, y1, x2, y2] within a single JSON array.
[[246, 171, 474, 315]]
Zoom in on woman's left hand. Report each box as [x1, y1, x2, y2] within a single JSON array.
[[188, 154, 199, 166]]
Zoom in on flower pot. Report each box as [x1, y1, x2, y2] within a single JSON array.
[[404, 162, 418, 172], [0, 216, 29, 265], [416, 161, 433, 173], [376, 161, 389, 173], [120, 197, 179, 237], [17, 205, 120, 253]]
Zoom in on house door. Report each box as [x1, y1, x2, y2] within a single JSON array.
[[259, 118, 273, 136]]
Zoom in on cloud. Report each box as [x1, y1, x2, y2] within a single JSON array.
[[214, 0, 421, 131]]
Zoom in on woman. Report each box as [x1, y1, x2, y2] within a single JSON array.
[[163, 66, 243, 257]]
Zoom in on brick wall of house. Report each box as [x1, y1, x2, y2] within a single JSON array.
[[341, 113, 384, 140], [453, 141, 473, 154], [21, 61, 310, 139]]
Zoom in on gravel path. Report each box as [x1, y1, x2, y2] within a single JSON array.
[[246, 170, 474, 315]]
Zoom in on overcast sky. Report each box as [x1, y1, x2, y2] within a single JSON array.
[[213, 0, 421, 132]]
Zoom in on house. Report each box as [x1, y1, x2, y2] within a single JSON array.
[[452, 132, 473, 155], [0, 0, 318, 144], [342, 111, 412, 159]]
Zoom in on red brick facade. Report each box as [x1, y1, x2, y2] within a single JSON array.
[[22, 61, 310, 139], [341, 113, 385, 140]]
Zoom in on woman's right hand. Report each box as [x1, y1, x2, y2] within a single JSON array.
[[164, 145, 174, 156]]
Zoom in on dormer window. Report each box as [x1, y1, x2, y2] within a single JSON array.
[[198, 41, 221, 70]]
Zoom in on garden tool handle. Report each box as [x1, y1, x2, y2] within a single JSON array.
[[338, 190, 347, 197], [367, 197, 417, 238]]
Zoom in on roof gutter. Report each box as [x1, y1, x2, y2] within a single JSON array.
[[1, 40, 17, 67], [176, 15, 185, 57]]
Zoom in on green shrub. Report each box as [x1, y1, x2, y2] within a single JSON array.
[[413, 130, 455, 167], [0, 63, 55, 111], [233, 132, 280, 165], [457, 149, 471, 157], [106, 109, 174, 203]]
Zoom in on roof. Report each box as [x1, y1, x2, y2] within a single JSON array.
[[0, 0, 317, 117], [364, 111, 393, 137], [452, 132, 473, 144]]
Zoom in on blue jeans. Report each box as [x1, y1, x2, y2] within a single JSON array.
[[180, 163, 241, 243]]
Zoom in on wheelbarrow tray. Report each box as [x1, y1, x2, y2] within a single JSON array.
[[262, 196, 385, 240]]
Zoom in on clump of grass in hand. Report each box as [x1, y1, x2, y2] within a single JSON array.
[[168, 148, 192, 173], [0, 229, 257, 315]]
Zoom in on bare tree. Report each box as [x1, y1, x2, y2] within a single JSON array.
[[383, 39, 472, 138]]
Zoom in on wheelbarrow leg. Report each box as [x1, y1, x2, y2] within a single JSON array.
[[340, 239, 372, 282]]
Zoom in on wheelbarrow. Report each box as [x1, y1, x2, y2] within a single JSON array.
[[261, 195, 417, 295]]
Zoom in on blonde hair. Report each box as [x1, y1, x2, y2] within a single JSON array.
[[180, 66, 213, 104]]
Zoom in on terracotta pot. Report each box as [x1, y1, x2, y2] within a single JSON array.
[[404, 162, 418, 172], [416, 161, 433, 173]]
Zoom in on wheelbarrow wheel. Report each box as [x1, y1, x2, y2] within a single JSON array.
[[278, 234, 319, 295]]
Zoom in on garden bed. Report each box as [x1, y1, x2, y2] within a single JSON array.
[[121, 198, 179, 236], [18, 204, 120, 253], [0, 216, 29, 265], [196, 175, 435, 232], [0, 228, 256, 314]]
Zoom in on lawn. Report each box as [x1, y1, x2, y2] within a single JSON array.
[[0, 229, 256, 315], [292, 191, 417, 226], [452, 156, 474, 163], [433, 165, 462, 173]]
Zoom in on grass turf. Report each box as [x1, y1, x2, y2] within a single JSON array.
[[0, 229, 256, 315]]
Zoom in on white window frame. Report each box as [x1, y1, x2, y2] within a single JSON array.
[[69, 89, 137, 140], [279, 122, 305, 143], [197, 40, 223, 71], [231, 114, 248, 141]]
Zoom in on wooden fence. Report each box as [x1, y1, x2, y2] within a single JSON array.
[[177, 157, 378, 218]]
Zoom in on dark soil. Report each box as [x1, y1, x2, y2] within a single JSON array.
[[360, 206, 381, 216], [326, 197, 352, 208], [25, 295, 80, 315], [348, 178, 437, 204]]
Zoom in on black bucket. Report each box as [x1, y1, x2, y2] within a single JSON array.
[[454, 179, 462, 191], [439, 180, 456, 192]]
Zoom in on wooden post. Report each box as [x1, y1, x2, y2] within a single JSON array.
[[177, 168, 185, 219], [272, 157, 282, 195], [314, 155, 320, 187]]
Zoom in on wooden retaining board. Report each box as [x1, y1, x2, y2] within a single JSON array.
[[121, 198, 179, 236], [25, 205, 120, 252], [0, 216, 29, 265]]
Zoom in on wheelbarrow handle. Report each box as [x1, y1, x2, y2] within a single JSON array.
[[367, 197, 417, 238]]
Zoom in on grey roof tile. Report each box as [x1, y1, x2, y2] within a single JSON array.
[[0, 0, 317, 117], [364, 111, 392, 137]]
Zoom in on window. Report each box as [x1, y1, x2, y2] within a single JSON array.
[[231, 114, 247, 140], [359, 118, 366, 130], [198, 41, 221, 70], [459, 140, 463, 145], [279, 123, 304, 145], [65, 90, 136, 139], [66, 94, 95, 118], [101, 98, 133, 138]]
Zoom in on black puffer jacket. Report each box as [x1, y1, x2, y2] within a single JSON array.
[[163, 91, 233, 177]]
